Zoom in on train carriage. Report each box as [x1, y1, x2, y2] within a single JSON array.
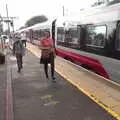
[[16, 3, 120, 83]]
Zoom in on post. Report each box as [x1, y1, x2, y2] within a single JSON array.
[[6, 4, 11, 46], [6, 4, 10, 35], [11, 19, 14, 33], [63, 6, 65, 16], [0, 14, 3, 36]]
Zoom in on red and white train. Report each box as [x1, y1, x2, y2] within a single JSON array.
[[16, 3, 120, 83]]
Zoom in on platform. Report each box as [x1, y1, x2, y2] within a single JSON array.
[[8, 50, 116, 120]]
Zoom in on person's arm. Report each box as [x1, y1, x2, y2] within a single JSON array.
[[13, 42, 15, 54], [39, 45, 50, 50]]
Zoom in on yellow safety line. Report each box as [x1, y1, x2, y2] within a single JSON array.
[[27, 46, 120, 120], [55, 69, 120, 120]]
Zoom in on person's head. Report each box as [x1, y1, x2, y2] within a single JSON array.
[[14, 33, 21, 41], [44, 31, 50, 38]]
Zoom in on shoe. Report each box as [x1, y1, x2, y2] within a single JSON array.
[[17, 69, 20, 73], [52, 77, 56, 83], [46, 75, 49, 79], [52, 76, 55, 80], [17, 67, 21, 73], [21, 65, 23, 69]]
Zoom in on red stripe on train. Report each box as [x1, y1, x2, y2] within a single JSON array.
[[56, 48, 109, 79]]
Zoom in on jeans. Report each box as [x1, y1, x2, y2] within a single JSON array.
[[44, 53, 54, 78], [16, 54, 23, 71]]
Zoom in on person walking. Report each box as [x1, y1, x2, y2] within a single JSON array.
[[40, 31, 56, 82], [13, 34, 25, 72]]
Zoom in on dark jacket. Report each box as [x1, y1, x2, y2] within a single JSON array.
[[13, 40, 24, 55]]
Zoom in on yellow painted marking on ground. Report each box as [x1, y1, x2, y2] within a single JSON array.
[[40, 94, 53, 100], [56, 69, 120, 120], [27, 44, 120, 120], [43, 101, 60, 107]]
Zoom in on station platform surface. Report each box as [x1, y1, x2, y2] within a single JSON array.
[[8, 50, 116, 120], [0, 64, 6, 120]]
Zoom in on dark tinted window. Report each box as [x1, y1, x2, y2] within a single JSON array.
[[86, 25, 106, 47], [57, 27, 64, 42], [116, 24, 120, 50]]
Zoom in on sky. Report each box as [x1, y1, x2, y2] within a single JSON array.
[[0, 0, 96, 30]]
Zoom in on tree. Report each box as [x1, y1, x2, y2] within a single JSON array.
[[25, 15, 48, 27], [107, 0, 120, 5], [19, 26, 26, 30], [91, 0, 120, 7], [91, 0, 105, 7]]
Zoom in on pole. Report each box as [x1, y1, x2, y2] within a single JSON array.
[[0, 14, 3, 35], [6, 4, 10, 34], [63, 6, 65, 16], [6, 4, 11, 46], [11, 19, 14, 32]]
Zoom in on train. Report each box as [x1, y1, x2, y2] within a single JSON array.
[[0, 35, 9, 64], [15, 3, 120, 83]]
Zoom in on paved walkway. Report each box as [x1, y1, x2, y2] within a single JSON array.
[[10, 50, 116, 120], [27, 42, 120, 120], [0, 64, 6, 120]]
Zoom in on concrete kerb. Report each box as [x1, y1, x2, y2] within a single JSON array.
[[5, 54, 14, 120]]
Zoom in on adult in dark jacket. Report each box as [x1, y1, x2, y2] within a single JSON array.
[[13, 35, 25, 72]]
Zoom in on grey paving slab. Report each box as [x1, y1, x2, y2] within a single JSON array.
[[11, 51, 116, 120], [0, 64, 6, 120]]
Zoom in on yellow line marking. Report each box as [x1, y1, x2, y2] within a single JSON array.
[[56, 69, 120, 120], [27, 45, 120, 120], [40, 94, 53, 100], [43, 101, 60, 107]]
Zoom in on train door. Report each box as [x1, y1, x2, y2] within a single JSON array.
[[79, 25, 87, 50], [52, 19, 56, 48], [115, 22, 120, 51]]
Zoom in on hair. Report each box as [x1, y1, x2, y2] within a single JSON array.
[[45, 31, 50, 37]]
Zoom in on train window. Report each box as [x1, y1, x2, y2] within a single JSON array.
[[70, 27, 80, 44], [57, 27, 65, 42], [64, 29, 72, 43], [116, 24, 120, 50], [61, 26, 80, 49], [86, 25, 106, 47], [65, 28, 79, 43], [33, 30, 39, 40]]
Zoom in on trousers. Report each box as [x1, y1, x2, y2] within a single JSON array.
[[16, 53, 23, 70]]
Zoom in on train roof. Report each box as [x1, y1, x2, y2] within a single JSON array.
[[32, 20, 52, 30], [16, 3, 120, 33], [15, 20, 53, 33], [79, 3, 120, 24], [56, 16, 81, 28], [16, 18, 80, 33], [15, 26, 33, 33]]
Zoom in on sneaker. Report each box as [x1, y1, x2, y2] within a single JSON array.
[[21, 65, 23, 69], [52, 76, 55, 80], [52, 77, 56, 83], [46, 75, 49, 79], [17, 69, 20, 73]]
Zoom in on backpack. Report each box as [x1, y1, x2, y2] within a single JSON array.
[[14, 40, 23, 54]]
